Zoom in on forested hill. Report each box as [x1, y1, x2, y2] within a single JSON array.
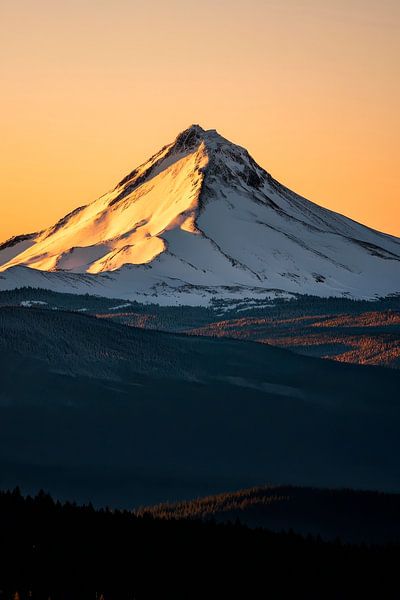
[[1, 305, 400, 505], [138, 484, 400, 545], [1, 488, 399, 598], [1, 287, 399, 368]]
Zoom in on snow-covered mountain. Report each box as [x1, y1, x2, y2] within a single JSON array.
[[1, 125, 399, 304]]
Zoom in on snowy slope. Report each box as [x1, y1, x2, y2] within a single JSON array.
[[1, 125, 399, 304]]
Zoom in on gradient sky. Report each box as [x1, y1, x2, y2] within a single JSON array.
[[1, 0, 399, 241]]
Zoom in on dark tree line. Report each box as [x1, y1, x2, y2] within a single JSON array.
[[1, 286, 399, 328], [1, 488, 399, 599]]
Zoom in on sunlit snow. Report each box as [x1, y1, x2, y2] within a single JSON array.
[[0, 125, 399, 304]]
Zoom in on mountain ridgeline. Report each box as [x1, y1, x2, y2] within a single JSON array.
[[0, 125, 399, 304]]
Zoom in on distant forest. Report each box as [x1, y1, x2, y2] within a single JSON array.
[[1, 286, 399, 368], [136, 484, 400, 545], [1, 286, 399, 320], [1, 488, 400, 599]]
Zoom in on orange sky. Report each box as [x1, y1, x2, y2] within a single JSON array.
[[1, 0, 399, 241]]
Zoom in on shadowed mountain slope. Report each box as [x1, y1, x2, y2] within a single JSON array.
[[1, 306, 400, 506]]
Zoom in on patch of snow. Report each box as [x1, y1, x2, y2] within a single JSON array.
[[109, 303, 133, 310], [20, 300, 48, 307]]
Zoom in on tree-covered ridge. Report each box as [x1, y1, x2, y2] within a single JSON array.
[[1, 305, 400, 505], [1, 487, 400, 598], [137, 484, 400, 544], [1, 287, 399, 367]]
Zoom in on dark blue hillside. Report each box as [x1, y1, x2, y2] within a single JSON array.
[[1, 306, 399, 507]]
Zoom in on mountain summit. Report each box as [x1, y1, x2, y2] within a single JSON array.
[[1, 125, 399, 303]]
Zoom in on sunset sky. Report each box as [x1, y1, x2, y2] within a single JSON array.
[[1, 0, 399, 241]]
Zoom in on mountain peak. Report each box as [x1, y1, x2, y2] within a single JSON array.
[[173, 124, 222, 152], [177, 124, 220, 138], [1, 125, 399, 302], [170, 124, 260, 186], [180, 123, 206, 135]]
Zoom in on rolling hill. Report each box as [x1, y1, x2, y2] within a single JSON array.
[[1, 306, 400, 507]]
